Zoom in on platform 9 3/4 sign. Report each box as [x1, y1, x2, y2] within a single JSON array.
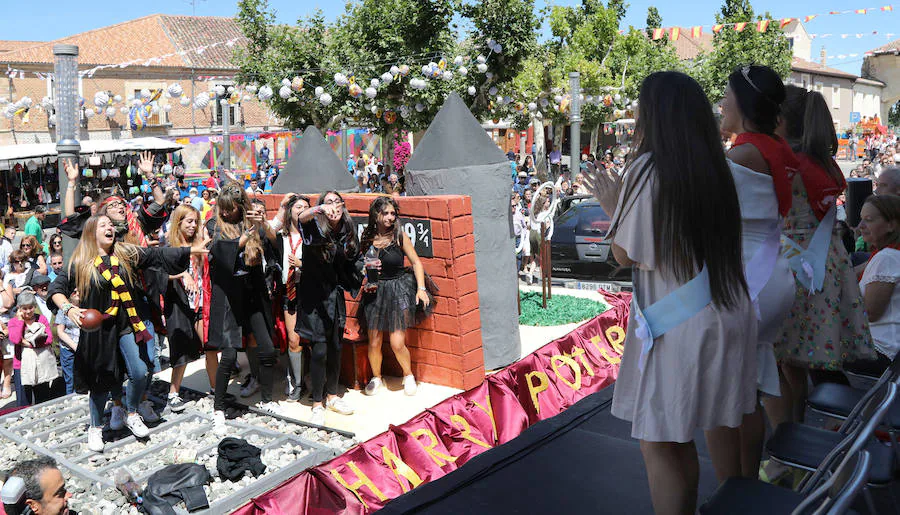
[[353, 217, 433, 258]]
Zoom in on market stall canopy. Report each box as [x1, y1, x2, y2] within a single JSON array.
[[272, 126, 357, 194], [0, 137, 183, 162]]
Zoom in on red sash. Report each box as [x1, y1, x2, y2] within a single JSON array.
[[733, 133, 799, 217]]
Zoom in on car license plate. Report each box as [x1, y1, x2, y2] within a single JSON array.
[[577, 281, 622, 293]]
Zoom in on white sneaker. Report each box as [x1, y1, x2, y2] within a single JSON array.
[[87, 426, 104, 453], [126, 413, 149, 438], [310, 405, 326, 426], [256, 401, 282, 416], [138, 400, 160, 422], [364, 377, 383, 396], [240, 377, 259, 398], [403, 375, 418, 396], [110, 406, 126, 431], [213, 410, 227, 435], [326, 396, 354, 415]]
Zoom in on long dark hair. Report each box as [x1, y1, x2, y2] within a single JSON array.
[[782, 86, 844, 185], [360, 196, 402, 254], [215, 180, 262, 266], [315, 191, 359, 262], [281, 194, 310, 237], [727, 65, 785, 136], [616, 71, 748, 309]]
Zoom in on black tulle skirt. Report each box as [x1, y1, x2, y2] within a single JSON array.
[[362, 270, 435, 333]]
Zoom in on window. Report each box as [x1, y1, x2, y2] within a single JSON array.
[[213, 83, 240, 127], [832, 84, 840, 109], [814, 82, 823, 94], [132, 89, 164, 126]]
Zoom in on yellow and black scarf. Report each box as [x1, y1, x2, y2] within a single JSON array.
[[93, 255, 153, 343]]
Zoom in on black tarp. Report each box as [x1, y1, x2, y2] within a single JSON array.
[[272, 126, 357, 194]]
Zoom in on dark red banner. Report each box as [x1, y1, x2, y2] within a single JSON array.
[[233, 291, 631, 514]]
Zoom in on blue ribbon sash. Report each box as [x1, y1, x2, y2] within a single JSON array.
[[780, 206, 835, 295]]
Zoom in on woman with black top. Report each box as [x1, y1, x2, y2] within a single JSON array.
[[360, 196, 433, 397], [205, 181, 281, 433], [296, 191, 363, 426], [48, 214, 206, 452]]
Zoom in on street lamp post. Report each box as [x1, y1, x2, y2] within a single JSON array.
[[54, 44, 80, 259], [569, 72, 582, 173], [221, 97, 231, 172]]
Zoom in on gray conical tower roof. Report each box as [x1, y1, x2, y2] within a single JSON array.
[[273, 125, 357, 194], [405, 92, 507, 172]]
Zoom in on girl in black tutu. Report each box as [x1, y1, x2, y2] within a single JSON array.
[[360, 196, 433, 397]]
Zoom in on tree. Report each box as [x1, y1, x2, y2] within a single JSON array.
[[889, 101, 900, 128], [645, 6, 662, 38], [694, 0, 792, 102]]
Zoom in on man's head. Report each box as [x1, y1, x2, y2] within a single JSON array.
[[189, 187, 198, 199], [29, 274, 50, 298], [10, 457, 70, 515], [34, 205, 46, 221], [49, 253, 64, 274], [517, 171, 528, 183], [876, 167, 900, 196], [4, 227, 16, 241], [250, 179, 258, 190]]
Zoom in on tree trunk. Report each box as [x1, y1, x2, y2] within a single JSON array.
[[383, 127, 395, 175], [590, 124, 599, 157], [533, 119, 547, 177]]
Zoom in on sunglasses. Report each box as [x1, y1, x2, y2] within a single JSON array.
[[11, 260, 23, 264], [21, 244, 32, 248]]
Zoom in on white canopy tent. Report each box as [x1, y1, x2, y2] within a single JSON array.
[[0, 137, 183, 163]]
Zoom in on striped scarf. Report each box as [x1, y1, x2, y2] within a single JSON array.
[[94, 255, 153, 344]]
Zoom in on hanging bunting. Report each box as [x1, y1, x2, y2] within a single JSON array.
[[712, 24, 725, 34], [757, 20, 770, 32], [804, 15, 818, 22], [670, 27, 681, 41], [691, 26, 703, 38], [651, 28, 665, 40], [855, 9, 867, 14], [882, 6, 893, 11], [734, 22, 748, 32], [779, 18, 794, 28]]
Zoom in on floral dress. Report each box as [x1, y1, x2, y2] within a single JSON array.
[[774, 175, 875, 369]]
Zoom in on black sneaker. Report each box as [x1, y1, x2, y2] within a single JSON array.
[[168, 394, 186, 413]]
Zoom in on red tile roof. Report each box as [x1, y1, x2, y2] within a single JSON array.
[[869, 37, 900, 53], [0, 40, 43, 54], [0, 15, 246, 70], [791, 56, 858, 80], [670, 33, 714, 60]]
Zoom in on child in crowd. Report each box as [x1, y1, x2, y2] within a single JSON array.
[[55, 289, 80, 396]]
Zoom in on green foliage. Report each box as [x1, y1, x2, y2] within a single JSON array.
[[889, 101, 900, 128], [693, 0, 793, 103], [518, 291, 607, 326]]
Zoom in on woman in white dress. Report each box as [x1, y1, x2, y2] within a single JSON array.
[[587, 71, 758, 515], [719, 65, 798, 479]]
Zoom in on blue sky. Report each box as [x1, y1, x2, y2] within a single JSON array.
[[4, 0, 896, 74]]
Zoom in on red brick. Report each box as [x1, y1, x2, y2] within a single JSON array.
[[410, 347, 439, 365], [416, 317, 435, 331], [448, 196, 470, 217], [342, 195, 371, 214], [462, 348, 484, 372], [460, 309, 481, 334], [417, 363, 463, 388], [428, 201, 450, 220], [454, 234, 475, 256], [459, 292, 480, 314], [432, 314, 460, 335], [463, 369, 486, 390], [431, 277, 455, 294], [430, 221, 450, 240], [450, 215, 474, 239], [461, 329, 483, 352], [433, 298, 458, 317], [416, 331, 454, 353], [432, 240, 452, 259], [399, 197, 429, 218], [422, 260, 448, 279], [453, 253, 476, 276], [456, 272, 479, 296]]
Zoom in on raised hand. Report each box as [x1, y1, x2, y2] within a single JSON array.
[[190, 236, 212, 255], [64, 158, 80, 182], [583, 160, 623, 216], [138, 151, 155, 177]]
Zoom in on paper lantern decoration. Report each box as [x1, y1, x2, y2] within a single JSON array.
[[0, 98, 7, 105], [246, 84, 258, 94], [415, 103, 425, 112], [527, 102, 537, 112], [485, 72, 494, 80], [489, 87, 499, 96], [84, 108, 95, 119], [242, 95, 251, 102], [468, 86, 477, 96], [319, 93, 333, 106], [163, 104, 172, 112], [132, 99, 143, 108], [476, 63, 488, 73], [365, 87, 377, 99], [129, 105, 150, 130], [442, 70, 453, 81], [494, 44, 503, 54], [458, 66, 468, 77], [47, 114, 56, 125], [349, 83, 363, 98], [384, 110, 397, 124], [370, 105, 379, 114], [93, 91, 110, 108], [614, 93, 621, 102], [194, 93, 210, 109], [421, 64, 431, 76], [105, 107, 116, 117], [281, 78, 291, 87], [140, 88, 152, 99], [120, 106, 129, 114], [179, 96, 190, 107], [291, 77, 303, 91], [453, 55, 464, 66], [167, 83, 183, 98], [398, 64, 410, 76], [279, 85, 292, 99], [380, 72, 393, 85], [476, 55, 486, 64], [602, 95, 613, 107], [370, 78, 380, 88]]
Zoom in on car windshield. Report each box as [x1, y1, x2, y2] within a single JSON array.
[[577, 205, 611, 234]]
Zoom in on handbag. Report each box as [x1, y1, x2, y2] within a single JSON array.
[[89, 152, 101, 167]]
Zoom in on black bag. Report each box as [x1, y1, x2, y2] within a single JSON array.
[[140, 463, 211, 515]]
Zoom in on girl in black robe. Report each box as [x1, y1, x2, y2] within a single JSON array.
[[296, 191, 364, 427], [49, 214, 207, 453], [204, 181, 281, 432]]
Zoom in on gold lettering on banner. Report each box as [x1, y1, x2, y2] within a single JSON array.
[[605, 326, 626, 354], [411, 428, 459, 467], [550, 354, 582, 391], [525, 371, 550, 414], [450, 414, 492, 448], [568, 347, 595, 377], [381, 446, 423, 493], [330, 461, 388, 510], [472, 392, 498, 445], [591, 335, 622, 365]]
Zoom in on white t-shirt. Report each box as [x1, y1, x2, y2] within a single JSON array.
[[281, 232, 303, 284], [859, 248, 900, 358]]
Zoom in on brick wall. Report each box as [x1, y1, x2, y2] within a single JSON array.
[[260, 193, 485, 391]]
